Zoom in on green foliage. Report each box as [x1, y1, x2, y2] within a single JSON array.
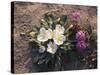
[[59, 15, 67, 25], [60, 42, 74, 51], [41, 13, 68, 30]]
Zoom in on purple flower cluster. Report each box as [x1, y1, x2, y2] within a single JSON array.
[[76, 31, 85, 41], [75, 31, 87, 52], [70, 11, 80, 21]]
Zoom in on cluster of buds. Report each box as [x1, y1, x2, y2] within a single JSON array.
[[75, 31, 87, 52], [70, 11, 87, 52]]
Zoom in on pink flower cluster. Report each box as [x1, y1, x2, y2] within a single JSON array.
[[75, 31, 87, 52], [76, 31, 85, 41], [70, 11, 81, 21]]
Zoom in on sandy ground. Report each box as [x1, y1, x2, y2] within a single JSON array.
[[12, 2, 97, 74]]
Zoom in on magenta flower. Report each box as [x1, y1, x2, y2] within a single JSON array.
[[70, 11, 80, 21], [76, 41, 87, 52], [76, 31, 86, 42]]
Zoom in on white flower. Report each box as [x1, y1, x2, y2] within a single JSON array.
[[46, 28, 53, 39], [55, 24, 65, 34], [47, 42, 57, 54], [53, 34, 66, 45], [39, 46, 45, 53], [37, 27, 49, 42], [53, 25, 66, 45], [37, 25, 66, 45]]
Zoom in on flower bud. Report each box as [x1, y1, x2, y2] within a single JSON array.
[[76, 31, 86, 42], [70, 11, 81, 21]]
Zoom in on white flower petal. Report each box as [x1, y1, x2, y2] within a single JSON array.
[[53, 34, 66, 45], [40, 27, 46, 34], [47, 42, 57, 54], [55, 24, 65, 34], [37, 34, 48, 42], [47, 28, 53, 39], [37, 27, 48, 42]]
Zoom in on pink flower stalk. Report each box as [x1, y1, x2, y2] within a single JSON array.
[[70, 11, 81, 21], [75, 31, 86, 42]]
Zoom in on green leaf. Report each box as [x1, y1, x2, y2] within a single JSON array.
[[54, 55, 62, 71], [41, 19, 49, 28], [44, 13, 56, 29], [60, 15, 67, 25], [60, 42, 74, 52], [38, 59, 45, 64]]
